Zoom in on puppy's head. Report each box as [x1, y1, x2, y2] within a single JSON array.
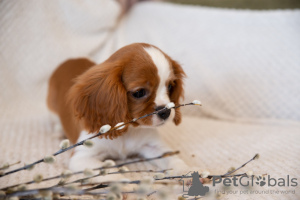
[[68, 43, 185, 139]]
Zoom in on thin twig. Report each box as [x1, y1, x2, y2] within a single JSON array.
[[0, 102, 198, 178], [80, 173, 248, 192], [222, 153, 259, 176], [2, 154, 260, 199], [59, 169, 171, 187], [0, 161, 21, 171], [1, 152, 178, 191], [94, 151, 179, 171]]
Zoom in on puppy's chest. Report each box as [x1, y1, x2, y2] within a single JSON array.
[[97, 127, 160, 160]]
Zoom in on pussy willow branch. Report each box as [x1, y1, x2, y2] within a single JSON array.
[[0, 161, 21, 171], [80, 173, 248, 193], [62, 169, 171, 187], [1, 151, 178, 191], [82, 153, 258, 192], [1, 186, 87, 199], [157, 153, 259, 180], [94, 151, 179, 171], [2, 153, 258, 199], [222, 153, 259, 177], [0, 102, 197, 178]]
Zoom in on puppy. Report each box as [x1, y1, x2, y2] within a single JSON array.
[[47, 43, 190, 181]]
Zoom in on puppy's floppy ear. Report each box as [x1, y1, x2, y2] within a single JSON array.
[[68, 62, 131, 139], [170, 60, 186, 125]]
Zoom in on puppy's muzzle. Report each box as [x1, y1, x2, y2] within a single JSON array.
[[155, 105, 171, 120]]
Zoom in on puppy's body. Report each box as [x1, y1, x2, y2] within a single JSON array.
[[47, 43, 190, 179], [47, 58, 95, 143]]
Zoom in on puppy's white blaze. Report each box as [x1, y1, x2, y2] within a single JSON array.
[[143, 46, 171, 106]]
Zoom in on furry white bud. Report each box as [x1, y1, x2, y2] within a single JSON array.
[[201, 171, 210, 178], [83, 168, 94, 177], [81, 179, 90, 184], [228, 167, 235, 172], [61, 170, 73, 178], [57, 179, 66, 186], [118, 166, 129, 173], [17, 184, 27, 191], [103, 160, 116, 167], [43, 156, 56, 164], [59, 139, 70, 149], [107, 193, 117, 200], [115, 122, 125, 130], [99, 169, 107, 175], [192, 100, 202, 105], [33, 174, 43, 183], [83, 140, 93, 147], [254, 153, 260, 160], [24, 163, 34, 171], [100, 124, 111, 133], [153, 173, 165, 179], [246, 171, 253, 176], [109, 183, 122, 194], [166, 102, 175, 109], [1, 163, 9, 170]]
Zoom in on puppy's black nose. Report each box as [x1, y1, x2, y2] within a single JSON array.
[[155, 106, 171, 120]]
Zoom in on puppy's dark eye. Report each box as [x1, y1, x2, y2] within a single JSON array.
[[132, 89, 146, 99], [168, 84, 173, 93]]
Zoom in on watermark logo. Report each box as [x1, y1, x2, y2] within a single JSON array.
[[212, 175, 298, 187], [256, 176, 266, 186], [180, 173, 297, 198], [181, 171, 209, 198]]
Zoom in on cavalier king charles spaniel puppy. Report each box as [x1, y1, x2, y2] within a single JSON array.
[[47, 43, 191, 182]]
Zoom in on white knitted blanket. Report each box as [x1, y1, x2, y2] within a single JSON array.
[[0, 1, 299, 199]]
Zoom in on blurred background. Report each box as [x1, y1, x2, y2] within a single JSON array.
[[167, 0, 300, 9], [1, 0, 299, 122]]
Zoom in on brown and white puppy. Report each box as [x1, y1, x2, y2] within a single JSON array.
[[47, 43, 190, 181]]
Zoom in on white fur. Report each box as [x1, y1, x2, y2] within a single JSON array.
[[143, 46, 171, 106], [70, 126, 189, 177], [144, 46, 172, 126]]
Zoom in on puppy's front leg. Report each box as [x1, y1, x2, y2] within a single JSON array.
[[69, 131, 126, 183]]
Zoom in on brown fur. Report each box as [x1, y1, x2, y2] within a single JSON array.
[[169, 59, 186, 125], [47, 58, 96, 143], [47, 43, 185, 143]]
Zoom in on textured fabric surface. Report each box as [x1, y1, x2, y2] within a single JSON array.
[[1, 116, 299, 199], [0, 1, 300, 199]]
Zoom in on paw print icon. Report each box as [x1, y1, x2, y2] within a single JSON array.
[[256, 176, 266, 186]]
